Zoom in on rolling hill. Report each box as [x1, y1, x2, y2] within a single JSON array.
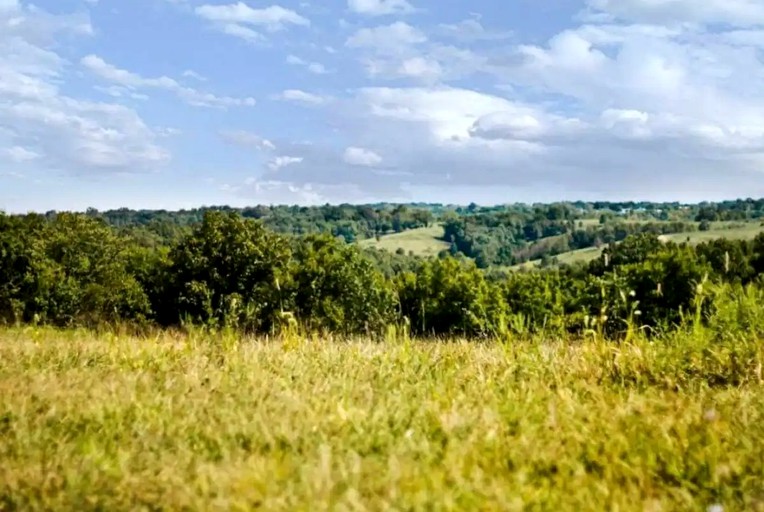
[[358, 224, 449, 257], [514, 222, 764, 270]]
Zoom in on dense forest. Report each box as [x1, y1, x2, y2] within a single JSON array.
[[2, 199, 764, 338], [75, 204, 437, 245]]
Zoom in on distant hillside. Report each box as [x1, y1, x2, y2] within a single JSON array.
[[358, 224, 449, 257], [512, 222, 764, 270]]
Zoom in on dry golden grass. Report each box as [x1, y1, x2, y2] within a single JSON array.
[[0, 327, 763, 511]]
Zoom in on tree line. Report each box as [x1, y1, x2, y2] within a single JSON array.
[[2, 210, 764, 339], [81, 204, 436, 245]]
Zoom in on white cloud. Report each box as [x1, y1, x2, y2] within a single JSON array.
[[156, 127, 182, 137], [220, 23, 263, 43], [277, 89, 329, 106], [0, 0, 18, 11], [1, 1, 92, 42], [343, 146, 382, 167], [2, 146, 40, 162], [346, 22, 426, 53], [437, 19, 513, 41], [191, 0, 764, 203], [220, 179, 333, 204], [396, 57, 442, 80], [220, 130, 276, 150], [267, 155, 303, 170], [307, 62, 328, 74], [195, 2, 309, 41], [346, 22, 484, 82], [585, 0, 764, 26], [81, 55, 256, 108], [286, 54, 328, 74], [506, 23, 764, 139], [723, 30, 764, 47], [357, 86, 521, 142], [347, 0, 414, 16], [2, 95, 169, 172], [94, 85, 149, 101], [0, 3, 169, 174], [182, 70, 207, 81], [469, 110, 585, 142]]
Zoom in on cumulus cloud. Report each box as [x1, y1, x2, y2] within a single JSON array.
[[195, 2, 309, 42], [81, 55, 256, 108], [436, 19, 513, 42], [220, 130, 276, 151], [267, 155, 303, 171], [346, 22, 426, 53], [346, 22, 484, 82], [584, 0, 764, 26], [343, 146, 382, 167], [347, 0, 414, 16], [276, 89, 330, 106], [1, 146, 40, 163], [9, 0, 764, 205], [286, 55, 328, 74], [220, 179, 371, 205], [182, 70, 207, 81], [0, 3, 169, 175]]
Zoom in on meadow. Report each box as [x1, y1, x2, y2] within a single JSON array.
[[358, 223, 449, 257], [1, 327, 763, 511], [358, 218, 764, 270], [513, 221, 764, 270]]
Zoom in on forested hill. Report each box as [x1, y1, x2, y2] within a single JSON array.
[[14, 199, 764, 269], [2, 199, 764, 338], [65, 204, 439, 245], [23, 198, 764, 245]]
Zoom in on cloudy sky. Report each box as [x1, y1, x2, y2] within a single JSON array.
[[2, 0, 764, 212]]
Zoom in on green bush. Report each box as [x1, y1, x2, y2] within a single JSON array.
[[289, 235, 396, 335], [396, 257, 507, 338], [166, 211, 291, 333]]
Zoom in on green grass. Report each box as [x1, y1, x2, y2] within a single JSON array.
[[1, 327, 763, 511], [358, 224, 449, 257], [515, 222, 764, 270], [662, 223, 764, 244]]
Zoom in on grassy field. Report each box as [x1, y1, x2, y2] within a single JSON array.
[[515, 222, 764, 270], [662, 223, 764, 244], [358, 224, 449, 257], [1, 328, 763, 511]]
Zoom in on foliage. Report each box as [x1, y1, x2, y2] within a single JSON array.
[[0, 212, 150, 327], [1, 203, 764, 338], [164, 211, 292, 333], [500, 270, 570, 334], [396, 258, 507, 337], [289, 235, 396, 335], [87, 203, 438, 244]]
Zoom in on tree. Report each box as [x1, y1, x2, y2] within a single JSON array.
[[0, 213, 150, 326], [53, 214, 152, 324], [502, 271, 567, 333], [166, 211, 291, 332], [412, 209, 434, 228], [289, 235, 396, 334], [589, 233, 665, 275], [752, 233, 764, 275], [396, 257, 507, 337], [0, 213, 51, 323]]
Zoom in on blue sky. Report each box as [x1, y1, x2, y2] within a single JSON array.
[[2, 0, 764, 212]]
